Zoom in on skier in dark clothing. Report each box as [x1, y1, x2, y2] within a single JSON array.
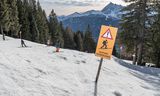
[[101, 40, 108, 49], [21, 39, 27, 47], [55, 40, 60, 52]]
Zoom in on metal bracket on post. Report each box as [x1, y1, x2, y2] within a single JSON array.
[[94, 58, 103, 96]]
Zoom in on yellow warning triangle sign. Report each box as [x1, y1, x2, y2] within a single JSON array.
[[101, 28, 113, 40], [95, 25, 118, 59]]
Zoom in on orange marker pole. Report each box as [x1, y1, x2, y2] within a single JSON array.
[[94, 58, 103, 96]]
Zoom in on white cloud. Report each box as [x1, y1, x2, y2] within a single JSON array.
[[39, 0, 127, 16]]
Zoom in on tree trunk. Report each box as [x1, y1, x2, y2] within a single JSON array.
[[137, 43, 143, 65], [32, 14, 40, 42], [133, 41, 138, 65], [0, 25, 5, 40], [156, 51, 160, 68], [137, 0, 147, 65]]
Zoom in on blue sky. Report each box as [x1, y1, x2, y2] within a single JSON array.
[[39, 0, 127, 16]]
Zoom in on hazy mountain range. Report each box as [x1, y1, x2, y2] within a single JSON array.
[[58, 2, 124, 38]]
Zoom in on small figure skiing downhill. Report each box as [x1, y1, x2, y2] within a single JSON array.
[[21, 39, 27, 47], [20, 31, 27, 47]]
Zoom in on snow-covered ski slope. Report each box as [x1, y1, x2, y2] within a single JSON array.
[[0, 35, 160, 96]]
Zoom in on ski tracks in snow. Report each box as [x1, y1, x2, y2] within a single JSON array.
[[74, 65, 88, 96]]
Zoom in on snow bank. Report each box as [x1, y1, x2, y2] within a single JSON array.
[[0, 35, 160, 96]]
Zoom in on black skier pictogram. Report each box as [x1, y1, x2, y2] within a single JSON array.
[[100, 40, 108, 49]]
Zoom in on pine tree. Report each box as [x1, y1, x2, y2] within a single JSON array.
[[17, 0, 31, 40], [17, 0, 49, 44], [120, 0, 152, 65], [48, 10, 54, 45], [58, 21, 64, 47], [7, 0, 20, 37], [28, 0, 39, 42], [74, 30, 83, 51], [35, 1, 49, 44], [83, 25, 96, 53], [0, 0, 9, 40], [63, 27, 75, 49], [149, 0, 160, 68], [41, 10, 49, 44], [120, 3, 140, 64], [17, 0, 24, 38], [48, 10, 63, 45]]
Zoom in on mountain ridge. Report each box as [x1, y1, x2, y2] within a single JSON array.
[[58, 2, 124, 20], [58, 2, 124, 39]]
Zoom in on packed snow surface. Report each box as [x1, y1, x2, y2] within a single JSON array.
[[0, 35, 160, 96]]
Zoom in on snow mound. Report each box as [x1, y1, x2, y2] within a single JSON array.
[[0, 35, 160, 96]]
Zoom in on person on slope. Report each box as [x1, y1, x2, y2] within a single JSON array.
[[55, 39, 60, 52], [47, 39, 51, 46], [21, 39, 27, 47]]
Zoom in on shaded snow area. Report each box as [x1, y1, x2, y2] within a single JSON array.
[[0, 35, 160, 96]]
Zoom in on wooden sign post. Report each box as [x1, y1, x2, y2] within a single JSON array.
[[94, 25, 118, 96]]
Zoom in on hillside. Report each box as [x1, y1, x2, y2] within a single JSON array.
[[0, 35, 160, 96]]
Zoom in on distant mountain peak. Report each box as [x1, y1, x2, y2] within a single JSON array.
[[68, 12, 80, 17], [107, 2, 117, 6], [71, 12, 80, 15], [104, 2, 123, 8], [102, 2, 123, 12], [101, 2, 124, 18]]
